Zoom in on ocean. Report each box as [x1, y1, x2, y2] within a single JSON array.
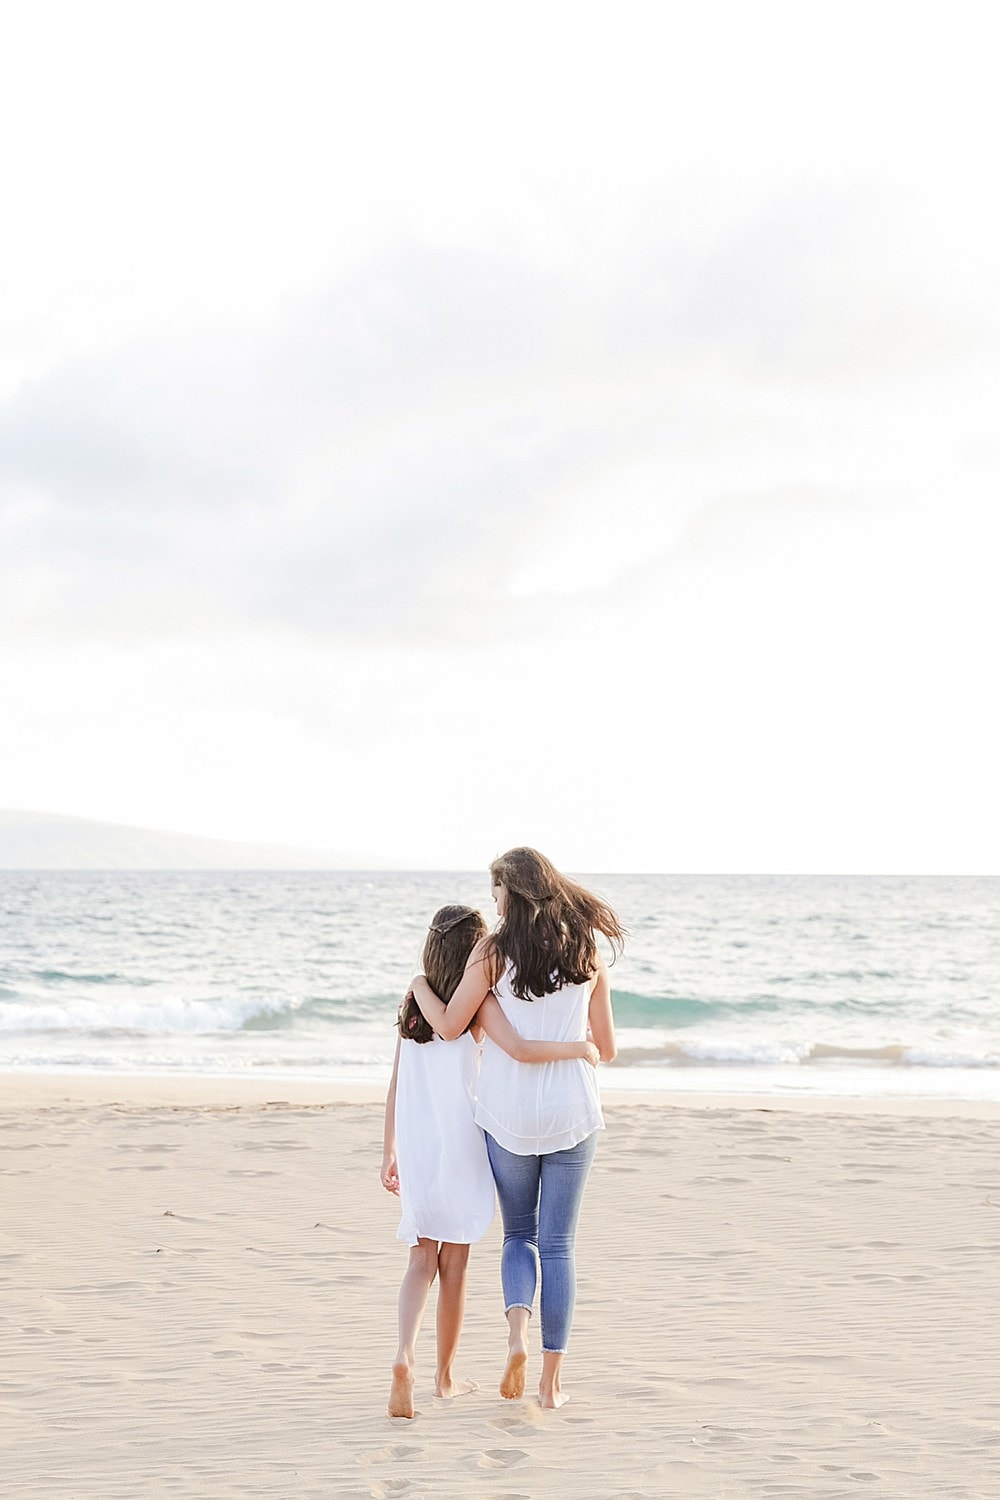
[[2, 871, 999, 1101]]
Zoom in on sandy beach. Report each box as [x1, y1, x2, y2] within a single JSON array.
[[3, 1078, 999, 1499]]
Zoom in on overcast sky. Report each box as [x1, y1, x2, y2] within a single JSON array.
[[2, 1, 998, 871]]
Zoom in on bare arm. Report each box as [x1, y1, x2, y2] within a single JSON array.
[[477, 994, 599, 1066], [410, 939, 494, 1040], [380, 1036, 401, 1195], [588, 959, 617, 1063]]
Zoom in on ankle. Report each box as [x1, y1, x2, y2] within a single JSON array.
[[506, 1314, 530, 1351]]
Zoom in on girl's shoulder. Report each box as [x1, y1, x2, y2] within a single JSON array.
[[471, 934, 503, 985]]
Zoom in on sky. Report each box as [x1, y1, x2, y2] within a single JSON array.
[[1, 0, 998, 872]]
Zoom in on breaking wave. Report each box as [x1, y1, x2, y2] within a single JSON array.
[[611, 1040, 1000, 1069]]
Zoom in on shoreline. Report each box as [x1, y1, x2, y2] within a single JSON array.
[[4, 1069, 1000, 1118]]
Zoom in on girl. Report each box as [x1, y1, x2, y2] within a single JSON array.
[[381, 902, 598, 1419], [410, 851, 623, 1410]]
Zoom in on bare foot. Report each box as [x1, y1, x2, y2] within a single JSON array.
[[500, 1347, 528, 1400], [435, 1375, 479, 1399], [388, 1359, 415, 1419], [538, 1385, 569, 1410]]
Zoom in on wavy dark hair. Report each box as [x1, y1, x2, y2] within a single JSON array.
[[483, 847, 625, 1000], [397, 904, 488, 1044]]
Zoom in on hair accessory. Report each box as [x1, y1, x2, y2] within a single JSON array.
[[430, 910, 477, 935]]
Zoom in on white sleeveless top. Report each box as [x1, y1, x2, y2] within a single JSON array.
[[395, 1031, 496, 1246], [474, 966, 604, 1156]]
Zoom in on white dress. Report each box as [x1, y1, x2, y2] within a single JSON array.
[[395, 1031, 496, 1246], [474, 966, 604, 1155]]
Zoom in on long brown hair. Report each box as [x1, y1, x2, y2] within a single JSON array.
[[397, 904, 488, 1044], [483, 847, 625, 1000]]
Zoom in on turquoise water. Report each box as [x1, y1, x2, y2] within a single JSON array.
[[1, 872, 999, 1099]]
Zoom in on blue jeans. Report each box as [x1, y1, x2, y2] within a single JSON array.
[[486, 1131, 598, 1354]]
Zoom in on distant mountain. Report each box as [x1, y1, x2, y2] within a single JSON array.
[[0, 809, 393, 871]]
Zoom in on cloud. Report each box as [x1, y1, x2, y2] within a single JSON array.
[[676, 484, 864, 560], [622, 184, 994, 381], [0, 245, 636, 641], [1, 191, 995, 648]]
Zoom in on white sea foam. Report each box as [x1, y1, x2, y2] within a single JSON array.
[[669, 1038, 814, 1066], [901, 1047, 1000, 1069], [0, 993, 292, 1035], [614, 1038, 1000, 1069]]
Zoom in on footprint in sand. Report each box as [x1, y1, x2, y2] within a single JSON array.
[[370, 1479, 414, 1496], [472, 1448, 528, 1469], [698, 1426, 745, 1446], [358, 1444, 422, 1465]]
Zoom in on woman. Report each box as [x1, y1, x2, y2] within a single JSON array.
[[410, 847, 623, 1409]]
